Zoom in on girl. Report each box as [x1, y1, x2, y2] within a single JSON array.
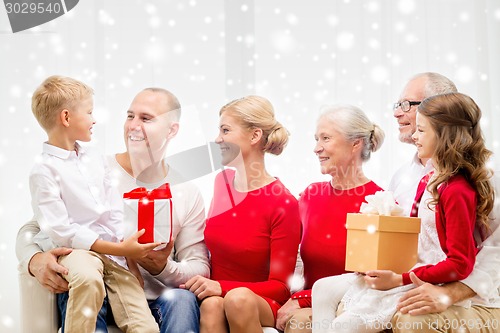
[[312, 92, 494, 332]]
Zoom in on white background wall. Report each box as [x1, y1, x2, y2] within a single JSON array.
[[1, 1, 499, 331]]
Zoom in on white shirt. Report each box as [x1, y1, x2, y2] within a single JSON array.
[[389, 153, 500, 307], [106, 155, 210, 300], [388, 153, 434, 216], [30, 143, 123, 252]]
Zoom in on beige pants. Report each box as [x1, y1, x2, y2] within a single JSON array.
[[59, 249, 158, 333], [391, 305, 500, 333]]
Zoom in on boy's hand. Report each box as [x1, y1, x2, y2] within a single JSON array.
[[119, 229, 161, 258], [364, 270, 403, 290]]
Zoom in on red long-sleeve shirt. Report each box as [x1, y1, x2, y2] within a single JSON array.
[[292, 181, 383, 307], [205, 170, 301, 309]]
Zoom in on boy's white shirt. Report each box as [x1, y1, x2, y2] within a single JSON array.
[[30, 142, 126, 267]]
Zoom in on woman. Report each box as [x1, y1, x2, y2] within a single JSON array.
[[182, 96, 301, 333], [276, 104, 385, 333]]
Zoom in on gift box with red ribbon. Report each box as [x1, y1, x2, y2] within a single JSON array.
[[123, 183, 173, 245]]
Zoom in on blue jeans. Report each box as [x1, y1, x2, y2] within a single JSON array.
[[58, 288, 200, 333]]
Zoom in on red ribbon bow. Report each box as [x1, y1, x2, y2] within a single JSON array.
[[123, 183, 173, 244]]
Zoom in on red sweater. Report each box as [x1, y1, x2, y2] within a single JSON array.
[[402, 175, 478, 285], [292, 181, 383, 307], [205, 170, 301, 306]]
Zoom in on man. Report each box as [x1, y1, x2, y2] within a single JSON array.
[[389, 72, 500, 332], [16, 88, 210, 333]]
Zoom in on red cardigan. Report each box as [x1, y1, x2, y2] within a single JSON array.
[[402, 175, 478, 285]]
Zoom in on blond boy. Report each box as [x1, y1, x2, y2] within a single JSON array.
[[29, 75, 159, 333]]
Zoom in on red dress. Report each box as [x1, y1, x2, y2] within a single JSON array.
[[204, 169, 301, 319], [291, 181, 383, 307]]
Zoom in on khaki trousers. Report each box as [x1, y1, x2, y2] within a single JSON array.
[[391, 306, 500, 333], [59, 249, 158, 333]]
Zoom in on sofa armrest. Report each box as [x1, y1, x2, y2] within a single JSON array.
[[18, 271, 58, 333]]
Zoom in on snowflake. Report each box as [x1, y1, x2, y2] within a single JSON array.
[[370, 66, 388, 84], [1, 316, 13, 328], [327, 15, 339, 27], [455, 66, 474, 83], [495, 9, 500, 20], [10, 85, 22, 98], [337, 32, 354, 50], [366, 1, 379, 12], [81, 306, 94, 318], [398, 0, 416, 14], [98, 10, 115, 26], [149, 16, 161, 28], [145, 4, 157, 14], [286, 13, 298, 25]]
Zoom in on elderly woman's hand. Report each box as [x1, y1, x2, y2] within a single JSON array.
[[276, 298, 300, 331]]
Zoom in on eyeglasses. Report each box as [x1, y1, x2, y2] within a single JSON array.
[[393, 100, 421, 112]]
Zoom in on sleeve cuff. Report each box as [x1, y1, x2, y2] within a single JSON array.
[[291, 289, 312, 308], [402, 272, 411, 285], [72, 229, 100, 250]]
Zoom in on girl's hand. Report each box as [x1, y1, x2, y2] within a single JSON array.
[[364, 270, 403, 290], [119, 229, 161, 258], [180, 275, 222, 300]]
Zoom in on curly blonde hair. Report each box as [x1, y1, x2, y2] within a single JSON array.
[[418, 92, 494, 231]]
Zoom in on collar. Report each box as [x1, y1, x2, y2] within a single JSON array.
[[42, 142, 85, 160], [412, 152, 434, 174]]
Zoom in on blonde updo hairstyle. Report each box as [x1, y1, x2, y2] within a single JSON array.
[[220, 95, 289, 155], [319, 104, 384, 161]]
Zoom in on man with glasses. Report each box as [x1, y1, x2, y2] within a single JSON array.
[[389, 72, 500, 332]]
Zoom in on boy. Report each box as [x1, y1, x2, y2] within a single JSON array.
[[29, 75, 159, 333]]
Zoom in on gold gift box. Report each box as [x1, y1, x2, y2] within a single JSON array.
[[345, 213, 421, 274]]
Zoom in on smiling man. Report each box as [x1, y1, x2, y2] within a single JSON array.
[[17, 87, 210, 333], [389, 72, 500, 333]]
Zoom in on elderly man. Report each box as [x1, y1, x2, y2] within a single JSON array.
[[390, 72, 500, 332]]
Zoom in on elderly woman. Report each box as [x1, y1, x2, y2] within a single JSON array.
[[276, 104, 385, 333]]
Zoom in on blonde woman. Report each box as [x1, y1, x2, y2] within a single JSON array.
[[183, 96, 301, 333]]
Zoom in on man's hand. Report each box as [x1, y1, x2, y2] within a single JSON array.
[[136, 240, 174, 276], [397, 272, 452, 315], [28, 248, 72, 293], [181, 275, 222, 300], [364, 270, 402, 290], [276, 298, 300, 331]]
